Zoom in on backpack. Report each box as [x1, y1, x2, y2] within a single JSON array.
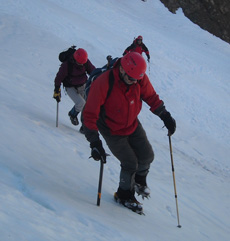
[[58, 45, 76, 81], [85, 55, 118, 99], [59, 45, 76, 62]]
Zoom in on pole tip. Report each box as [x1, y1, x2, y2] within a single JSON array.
[[177, 225, 182, 228]]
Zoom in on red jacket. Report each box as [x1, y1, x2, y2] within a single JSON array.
[[83, 59, 163, 137]]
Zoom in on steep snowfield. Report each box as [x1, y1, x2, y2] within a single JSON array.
[[0, 0, 229, 240]]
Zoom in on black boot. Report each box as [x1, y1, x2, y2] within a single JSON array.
[[134, 174, 150, 199], [114, 187, 143, 214], [68, 106, 79, 126], [79, 125, 85, 134]]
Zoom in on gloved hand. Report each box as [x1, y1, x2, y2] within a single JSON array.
[[53, 86, 61, 103], [160, 111, 176, 136], [106, 55, 112, 62], [147, 55, 150, 63], [90, 140, 106, 163]]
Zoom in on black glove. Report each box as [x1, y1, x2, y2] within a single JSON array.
[[147, 55, 150, 63], [106, 55, 112, 62], [53, 86, 61, 103], [90, 140, 106, 163], [160, 111, 176, 136]]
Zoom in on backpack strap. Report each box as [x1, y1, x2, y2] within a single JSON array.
[[62, 60, 74, 87], [106, 70, 114, 99], [67, 60, 74, 78]]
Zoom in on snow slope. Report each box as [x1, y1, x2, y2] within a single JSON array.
[[0, 0, 230, 240]]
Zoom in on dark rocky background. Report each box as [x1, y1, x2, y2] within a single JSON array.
[[160, 0, 230, 44]]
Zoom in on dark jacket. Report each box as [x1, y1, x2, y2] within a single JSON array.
[[54, 57, 96, 88], [83, 58, 163, 143]]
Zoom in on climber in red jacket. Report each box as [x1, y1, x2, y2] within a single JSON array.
[[123, 35, 150, 62], [83, 52, 176, 214]]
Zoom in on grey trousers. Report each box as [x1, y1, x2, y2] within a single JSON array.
[[100, 122, 154, 191], [65, 85, 86, 112]]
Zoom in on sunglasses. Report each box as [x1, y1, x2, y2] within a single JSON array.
[[126, 73, 137, 82]]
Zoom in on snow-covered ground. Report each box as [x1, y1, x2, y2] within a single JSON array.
[[0, 0, 229, 240]]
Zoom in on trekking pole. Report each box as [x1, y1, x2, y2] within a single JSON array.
[[56, 102, 59, 127], [168, 135, 182, 228], [97, 156, 104, 206]]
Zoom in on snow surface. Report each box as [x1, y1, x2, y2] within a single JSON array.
[[0, 0, 230, 240]]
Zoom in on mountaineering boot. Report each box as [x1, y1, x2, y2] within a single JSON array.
[[134, 174, 150, 199], [134, 184, 150, 199], [79, 125, 85, 134], [68, 106, 79, 126], [114, 187, 143, 215]]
